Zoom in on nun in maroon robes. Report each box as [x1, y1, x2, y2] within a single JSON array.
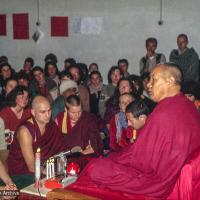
[[77, 64, 200, 199], [55, 95, 103, 169]]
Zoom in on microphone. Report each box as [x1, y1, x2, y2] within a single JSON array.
[[53, 146, 82, 158]]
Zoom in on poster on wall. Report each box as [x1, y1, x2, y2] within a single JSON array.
[[13, 13, 29, 39], [80, 17, 102, 34], [70, 16, 81, 34], [51, 16, 68, 37], [0, 14, 6, 36]]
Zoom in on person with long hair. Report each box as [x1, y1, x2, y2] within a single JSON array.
[[0, 77, 18, 110], [99, 66, 122, 118], [104, 77, 136, 127], [0, 86, 31, 149], [88, 71, 103, 117], [44, 61, 60, 87]]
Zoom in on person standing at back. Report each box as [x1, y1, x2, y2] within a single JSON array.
[[139, 37, 166, 76], [169, 33, 199, 82]]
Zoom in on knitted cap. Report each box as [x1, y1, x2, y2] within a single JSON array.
[[59, 80, 78, 95]]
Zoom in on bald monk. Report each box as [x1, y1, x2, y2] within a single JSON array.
[[80, 63, 200, 199], [7, 96, 69, 175]]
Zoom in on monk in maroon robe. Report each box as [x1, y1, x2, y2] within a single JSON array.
[[55, 95, 103, 169], [7, 96, 69, 175], [78, 63, 200, 199]]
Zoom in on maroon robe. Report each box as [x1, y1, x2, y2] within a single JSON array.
[[57, 111, 103, 170], [0, 107, 31, 145], [109, 114, 129, 151], [80, 94, 200, 199], [59, 111, 103, 155], [0, 107, 31, 132], [7, 116, 69, 175]]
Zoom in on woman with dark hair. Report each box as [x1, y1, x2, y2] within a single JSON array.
[[76, 63, 88, 85], [29, 66, 58, 102], [0, 63, 15, 89], [89, 63, 99, 74], [88, 71, 103, 117], [0, 85, 31, 148], [99, 66, 122, 118], [104, 77, 136, 127], [44, 61, 60, 86], [87, 63, 99, 86], [67, 65, 90, 112]]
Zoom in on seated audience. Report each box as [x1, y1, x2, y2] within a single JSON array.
[[64, 58, 76, 70], [109, 93, 134, 151], [182, 81, 200, 112], [0, 77, 18, 110], [0, 86, 31, 149], [55, 95, 103, 169], [88, 71, 103, 117], [20, 57, 34, 81], [140, 72, 157, 112], [60, 70, 73, 81], [76, 63, 88, 85], [67, 65, 90, 112], [88, 63, 99, 74], [169, 33, 199, 82], [44, 61, 60, 87], [128, 73, 143, 96], [139, 37, 166, 75], [80, 63, 200, 199], [118, 59, 130, 78], [125, 98, 149, 143], [104, 77, 135, 127], [16, 71, 29, 87], [87, 63, 99, 86], [51, 79, 78, 119], [7, 96, 70, 175], [0, 63, 15, 89], [99, 66, 122, 118], [44, 53, 57, 64], [29, 66, 57, 103], [0, 56, 8, 65]]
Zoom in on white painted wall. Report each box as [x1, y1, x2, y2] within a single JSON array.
[[0, 0, 200, 82]]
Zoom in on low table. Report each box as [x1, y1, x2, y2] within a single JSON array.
[[19, 178, 51, 199], [19, 177, 97, 200]]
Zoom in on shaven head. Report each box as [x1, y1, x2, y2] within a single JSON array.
[[147, 63, 182, 102], [65, 95, 81, 110], [161, 63, 182, 85], [31, 96, 51, 125], [65, 95, 82, 124], [32, 96, 50, 110]]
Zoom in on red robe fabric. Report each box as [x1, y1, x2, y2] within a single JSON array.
[[0, 107, 31, 132], [0, 107, 31, 145], [56, 111, 103, 170], [109, 114, 129, 151], [68, 148, 200, 200], [7, 116, 70, 175], [77, 94, 200, 199], [57, 111, 103, 155]]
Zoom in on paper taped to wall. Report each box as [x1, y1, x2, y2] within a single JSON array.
[[81, 17, 102, 34]]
